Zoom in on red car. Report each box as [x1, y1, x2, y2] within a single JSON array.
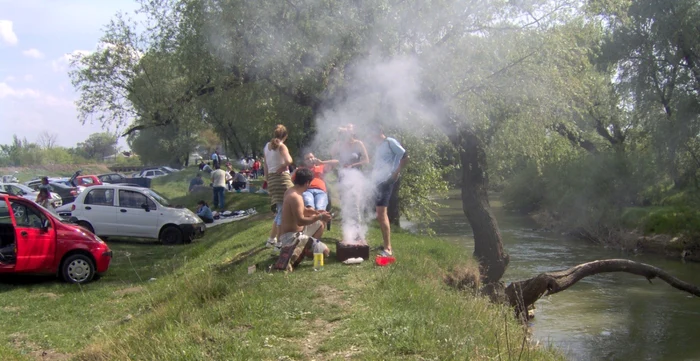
[[0, 192, 112, 284]]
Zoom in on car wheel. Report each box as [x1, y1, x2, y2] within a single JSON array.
[[76, 221, 94, 234], [61, 254, 95, 284], [160, 226, 183, 245]]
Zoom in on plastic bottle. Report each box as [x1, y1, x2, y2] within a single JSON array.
[[313, 240, 324, 270]]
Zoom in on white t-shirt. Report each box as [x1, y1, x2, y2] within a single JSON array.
[[264, 142, 288, 174], [211, 169, 227, 187]]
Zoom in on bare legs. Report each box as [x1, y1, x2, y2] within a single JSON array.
[[376, 206, 391, 252]]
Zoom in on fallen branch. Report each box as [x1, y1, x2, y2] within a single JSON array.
[[504, 259, 700, 319]]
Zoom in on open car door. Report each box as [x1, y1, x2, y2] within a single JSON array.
[[10, 199, 56, 272]]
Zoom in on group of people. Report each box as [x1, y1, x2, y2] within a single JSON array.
[[263, 123, 407, 271]]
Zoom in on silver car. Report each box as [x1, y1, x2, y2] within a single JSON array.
[[0, 182, 63, 208]]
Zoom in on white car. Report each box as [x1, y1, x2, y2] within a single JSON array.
[[0, 183, 62, 208], [58, 184, 205, 244], [136, 169, 167, 179]]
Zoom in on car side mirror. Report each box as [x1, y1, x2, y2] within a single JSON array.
[[141, 203, 150, 212]]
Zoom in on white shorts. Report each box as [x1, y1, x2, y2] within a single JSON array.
[[279, 220, 323, 246]]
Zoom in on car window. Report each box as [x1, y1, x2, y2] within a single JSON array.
[[10, 201, 46, 228], [8, 185, 24, 196], [119, 190, 156, 210], [84, 189, 115, 206], [82, 178, 95, 185], [155, 170, 165, 176], [0, 199, 10, 224]]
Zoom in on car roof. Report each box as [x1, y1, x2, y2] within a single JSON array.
[[81, 184, 148, 191]]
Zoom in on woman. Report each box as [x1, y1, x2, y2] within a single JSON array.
[[196, 200, 214, 224], [331, 125, 370, 170], [332, 125, 371, 242], [35, 188, 58, 215], [264, 124, 294, 248]]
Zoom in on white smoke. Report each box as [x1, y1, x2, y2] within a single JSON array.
[[309, 54, 431, 244]]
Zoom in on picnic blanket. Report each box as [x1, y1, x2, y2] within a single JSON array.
[[206, 209, 257, 229]]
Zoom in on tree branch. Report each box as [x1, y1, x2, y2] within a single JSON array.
[[505, 259, 700, 319]]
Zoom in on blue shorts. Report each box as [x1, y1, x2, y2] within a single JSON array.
[[302, 188, 329, 210], [274, 202, 283, 225], [376, 180, 395, 207]]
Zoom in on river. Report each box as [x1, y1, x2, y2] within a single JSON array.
[[422, 191, 700, 361]]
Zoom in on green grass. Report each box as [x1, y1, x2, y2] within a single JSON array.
[[0, 169, 562, 360], [622, 206, 700, 236]]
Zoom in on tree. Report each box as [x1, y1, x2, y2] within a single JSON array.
[[77, 132, 118, 161], [36, 131, 58, 150]]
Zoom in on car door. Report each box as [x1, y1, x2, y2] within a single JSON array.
[[80, 188, 117, 236], [10, 199, 56, 272], [116, 190, 159, 238]]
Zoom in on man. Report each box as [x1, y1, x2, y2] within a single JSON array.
[[274, 168, 332, 271], [371, 125, 408, 257], [291, 152, 338, 211], [189, 173, 204, 192], [232, 170, 248, 191], [211, 150, 220, 169], [210, 164, 227, 211], [252, 158, 261, 179]]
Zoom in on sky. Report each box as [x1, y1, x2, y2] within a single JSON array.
[[0, 0, 140, 149]]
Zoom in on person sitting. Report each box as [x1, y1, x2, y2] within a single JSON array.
[[196, 200, 214, 223], [291, 152, 338, 212], [189, 173, 204, 192], [232, 171, 247, 191], [274, 168, 332, 271], [202, 162, 213, 173]]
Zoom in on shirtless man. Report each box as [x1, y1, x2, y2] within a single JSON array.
[[275, 168, 332, 271]]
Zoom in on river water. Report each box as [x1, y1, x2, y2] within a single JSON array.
[[424, 191, 700, 361]]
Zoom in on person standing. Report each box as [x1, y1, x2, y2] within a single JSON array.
[[371, 125, 408, 257], [211, 150, 220, 169], [252, 158, 261, 179], [264, 124, 294, 248], [210, 164, 227, 211]]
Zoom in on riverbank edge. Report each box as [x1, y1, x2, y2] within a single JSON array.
[[530, 209, 700, 263]]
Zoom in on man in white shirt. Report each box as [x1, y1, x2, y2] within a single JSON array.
[[210, 164, 227, 211]]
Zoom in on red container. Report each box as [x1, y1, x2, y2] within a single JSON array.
[[375, 256, 396, 266]]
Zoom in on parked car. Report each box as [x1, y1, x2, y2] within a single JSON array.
[[0, 191, 112, 284], [0, 183, 62, 208], [135, 169, 168, 179], [97, 173, 151, 188], [46, 182, 81, 205], [60, 184, 205, 245], [1, 174, 19, 183], [74, 175, 102, 187]]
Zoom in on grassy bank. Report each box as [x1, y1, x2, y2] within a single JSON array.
[[0, 170, 561, 360]]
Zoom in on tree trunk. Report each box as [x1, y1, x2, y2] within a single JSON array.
[[458, 129, 509, 284], [388, 176, 401, 226], [504, 259, 700, 320]]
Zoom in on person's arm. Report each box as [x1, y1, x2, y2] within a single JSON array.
[[276, 144, 293, 173], [389, 139, 408, 181], [318, 159, 340, 166], [292, 196, 331, 226], [263, 161, 268, 181]]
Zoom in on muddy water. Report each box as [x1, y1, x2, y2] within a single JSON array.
[[423, 191, 700, 361]]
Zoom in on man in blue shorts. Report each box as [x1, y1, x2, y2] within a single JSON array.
[[371, 125, 408, 257]]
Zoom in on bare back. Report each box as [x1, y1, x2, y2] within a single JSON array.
[[280, 187, 305, 234]]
